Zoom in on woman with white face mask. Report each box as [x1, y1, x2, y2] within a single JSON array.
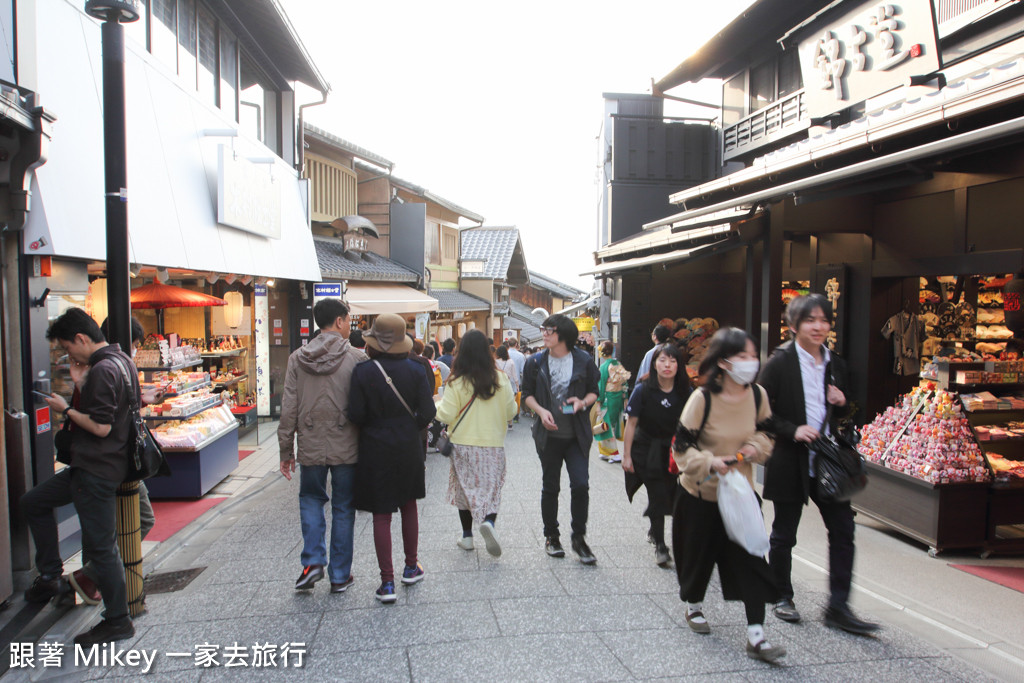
[[670, 327, 784, 663]]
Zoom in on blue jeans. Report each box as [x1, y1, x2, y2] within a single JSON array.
[[299, 464, 355, 584]]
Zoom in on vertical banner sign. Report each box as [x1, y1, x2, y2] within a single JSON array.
[[254, 284, 271, 417], [415, 313, 430, 341]]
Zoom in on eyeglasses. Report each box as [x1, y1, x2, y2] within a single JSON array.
[[541, 327, 557, 335]]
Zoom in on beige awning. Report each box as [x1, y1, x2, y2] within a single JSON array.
[[345, 283, 438, 316]]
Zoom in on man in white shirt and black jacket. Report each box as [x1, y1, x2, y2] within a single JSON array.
[[758, 294, 880, 635], [522, 314, 600, 564]]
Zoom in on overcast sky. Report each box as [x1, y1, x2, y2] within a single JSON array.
[[279, 0, 757, 289]]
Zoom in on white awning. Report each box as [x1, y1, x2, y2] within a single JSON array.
[[345, 283, 438, 316], [21, 1, 321, 282]]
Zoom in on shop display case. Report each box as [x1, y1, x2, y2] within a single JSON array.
[[855, 383, 991, 555], [856, 361, 1024, 556], [136, 358, 239, 498]]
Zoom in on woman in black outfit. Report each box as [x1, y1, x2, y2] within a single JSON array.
[[348, 314, 436, 604], [621, 343, 691, 567]]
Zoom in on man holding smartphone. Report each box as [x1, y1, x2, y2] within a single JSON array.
[[522, 314, 600, 564]]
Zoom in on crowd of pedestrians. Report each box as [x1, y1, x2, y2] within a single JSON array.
[[275, 296, 879, 664], [23, 293, 880, 661]]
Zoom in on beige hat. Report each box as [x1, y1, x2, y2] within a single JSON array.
[[363, 313, 413, 354]]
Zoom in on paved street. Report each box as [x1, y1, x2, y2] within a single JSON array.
[[10, 419, 1015, 681]]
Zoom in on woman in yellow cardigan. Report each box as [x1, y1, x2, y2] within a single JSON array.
[[436, 329, 517, 557]]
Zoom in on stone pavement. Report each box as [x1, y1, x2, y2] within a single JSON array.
[[7, 419, 1016, 681]]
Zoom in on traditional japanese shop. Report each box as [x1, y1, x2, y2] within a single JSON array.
[[591, 0, 1024, 554]]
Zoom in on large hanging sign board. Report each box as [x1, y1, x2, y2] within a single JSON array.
[[796, 0, 940, 119]]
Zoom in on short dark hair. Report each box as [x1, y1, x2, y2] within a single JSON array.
[[542, 314, 578, 348], [349, 329, 365, 348], [100, 316, 145, 345], [47, 308, 104, 343], [313, 298, 349, 330], [442, 338, 456, 354], [698, 327, 757, 393], [422, 344, 435, 359], [652, 324, 672, 343], [496, 344, 509, 360], [786, 293, 833, 330]]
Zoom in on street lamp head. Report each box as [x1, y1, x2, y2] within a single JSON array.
[[85, 0, 141, 22]]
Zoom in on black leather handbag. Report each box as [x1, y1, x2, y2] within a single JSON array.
[[812, 406, 867, 502], [111, 354, 170, 481]]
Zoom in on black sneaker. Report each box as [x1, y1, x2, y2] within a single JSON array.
[[25, 574, 61, 603], [655, 543, 671, 567], [545, 537, 565, 558], [824, 605, 880, 635], [773, 599, 801, 623], [330, 575, 355, 594], [294, 565, 324, 590], [73, 617, 135, 646], [571, 535, 597, 565]]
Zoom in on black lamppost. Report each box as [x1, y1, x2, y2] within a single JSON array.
[[84, 0, 145, 618], [85, 0, 139, 355]]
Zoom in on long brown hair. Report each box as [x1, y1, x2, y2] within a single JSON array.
[[450, 329, 501, 399]]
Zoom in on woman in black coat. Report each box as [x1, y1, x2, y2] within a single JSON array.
[[348, 314, 436, 604]]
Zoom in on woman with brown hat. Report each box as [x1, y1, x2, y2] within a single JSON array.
[[348, 314, 437, 604]]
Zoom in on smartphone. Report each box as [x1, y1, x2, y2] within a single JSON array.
[[32, 390, 52, 401], [560, 403, 576, 414]]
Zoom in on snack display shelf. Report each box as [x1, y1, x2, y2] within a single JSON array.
[[146, 423, 239, 499], [159, 421, 237, 452], [201, 348, 247, 358], [136, 359, 204, 373], [157, 379, 211, 397], [144, 399, 222, 421], [212, 375, 247, 387]]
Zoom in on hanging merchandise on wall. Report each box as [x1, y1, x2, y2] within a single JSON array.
[[881, 309, 925, 376]]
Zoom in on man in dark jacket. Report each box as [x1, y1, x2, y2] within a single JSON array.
[[759, 294, 879, 635], [522, 314, 600, 564], [24, 308, 139, 645]]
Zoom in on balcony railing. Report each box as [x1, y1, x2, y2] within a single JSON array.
[[304, 153, 358, 222], [723, 90, 810, 161]]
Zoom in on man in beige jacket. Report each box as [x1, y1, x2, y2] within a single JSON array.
[[279, 299, 366, 593]]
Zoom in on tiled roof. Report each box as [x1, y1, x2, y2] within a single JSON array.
[[427, 288, 491, 312], [509, 300, 547, 325], [506, 300, 546, 344], [314, 238, 419, 283], [529, 272, 587, 300], [460, 226, 524, 280]]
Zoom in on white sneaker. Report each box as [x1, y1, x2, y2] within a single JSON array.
[[457, 536, 474, 551], [479, 521, 502, 557], [607, 455, 622, 463]]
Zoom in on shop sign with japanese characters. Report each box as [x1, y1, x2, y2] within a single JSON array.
[[797, 0, 939, 119]]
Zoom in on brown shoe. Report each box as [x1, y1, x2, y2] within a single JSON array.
[[69, 569, 101, 606], [746, 639, 786, 662], [686, 609, 711, 634]]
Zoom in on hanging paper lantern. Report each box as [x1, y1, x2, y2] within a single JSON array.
[[224, 291, 245, 328]]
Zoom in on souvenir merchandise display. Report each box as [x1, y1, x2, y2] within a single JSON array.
[[149, 404, 237, 449], [669, 316, 720, 378], [986, 453, 1024, 479], [858, 386, 990, 484]]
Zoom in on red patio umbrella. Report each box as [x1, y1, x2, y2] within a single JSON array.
[[131, 282, 227, 334]]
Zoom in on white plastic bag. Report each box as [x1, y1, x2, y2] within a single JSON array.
[[717, 469, 770, 557]]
